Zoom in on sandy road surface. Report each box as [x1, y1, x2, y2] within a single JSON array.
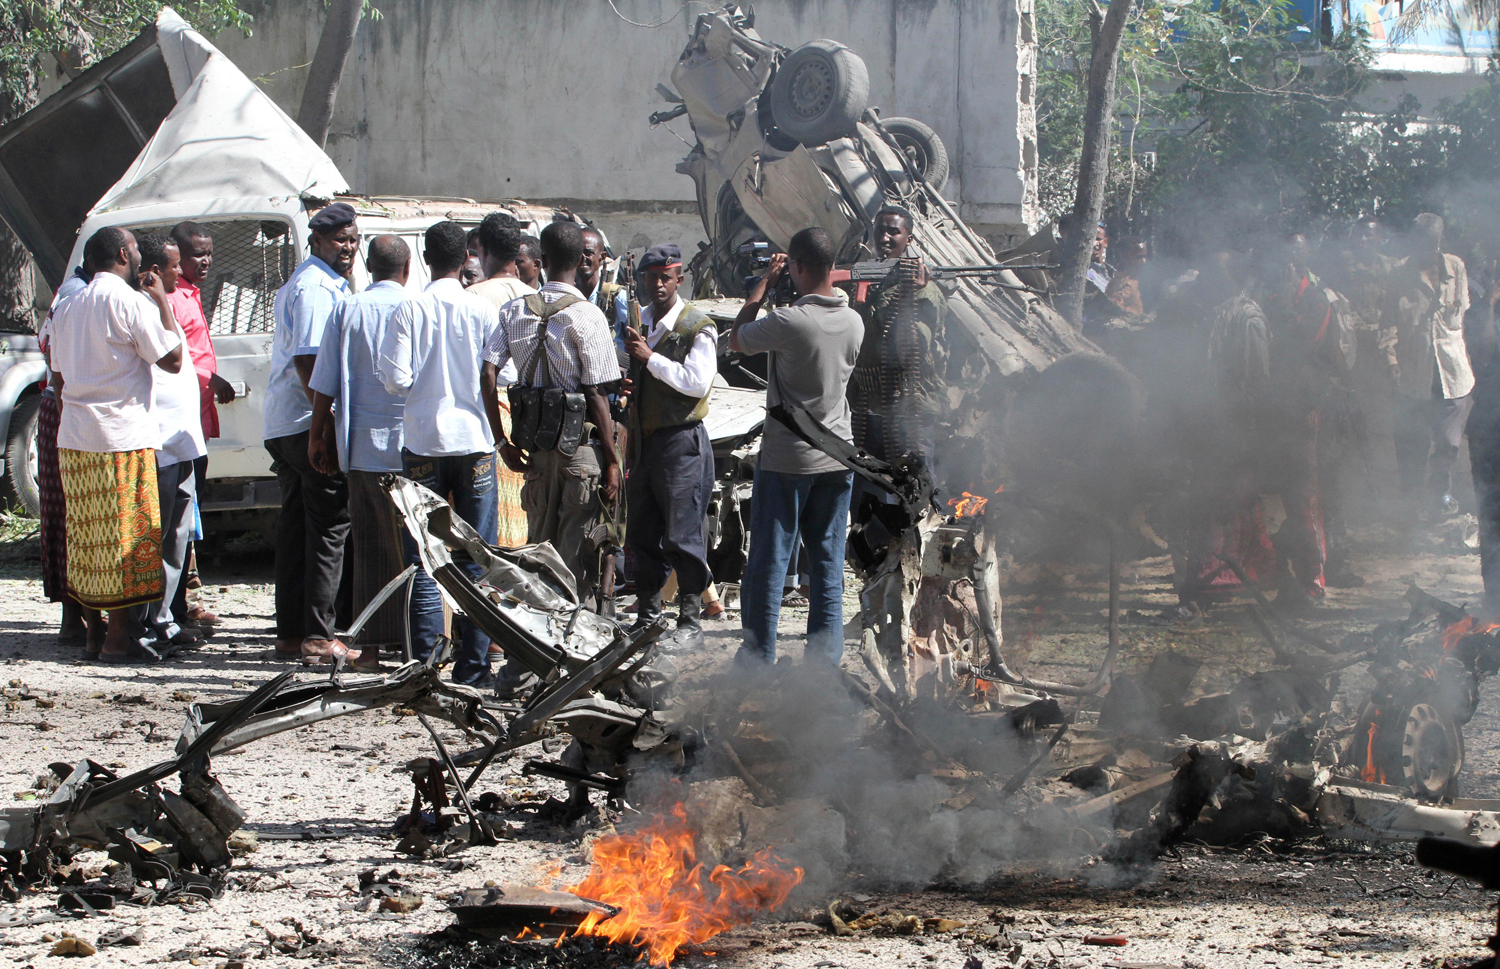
[[0, 528, 1491, 968]]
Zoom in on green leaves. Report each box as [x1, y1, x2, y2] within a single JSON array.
[[0, 1, 253, 120]]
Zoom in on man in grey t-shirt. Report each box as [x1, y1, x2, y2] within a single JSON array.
[[729, 227, 863, 665]]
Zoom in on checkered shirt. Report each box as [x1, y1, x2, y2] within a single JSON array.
[[481, 281, 621, 390]]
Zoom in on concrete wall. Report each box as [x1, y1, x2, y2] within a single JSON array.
[[211, 0, 1038, 252]]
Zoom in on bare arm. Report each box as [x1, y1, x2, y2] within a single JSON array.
[[308, 391, 338, 475], [730, 253, 785, 352], [483, 361, 530, 473], [584, 384, 619, 504], [293, 354, 318, 405]]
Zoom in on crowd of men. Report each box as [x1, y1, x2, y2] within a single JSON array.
[[47, 189, 1480, 682], [1082, 212, 1498, 617], [34, 199, 880, 689]]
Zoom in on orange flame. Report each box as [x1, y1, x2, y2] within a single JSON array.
[[1443, 615, 1500, 652], [948, 492, 989, 517], [564, 804, 804, 966]]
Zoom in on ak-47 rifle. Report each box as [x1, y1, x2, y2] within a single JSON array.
[[831, 257, 1056, 300], [592, 254, 637, 616]]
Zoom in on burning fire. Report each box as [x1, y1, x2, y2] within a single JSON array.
[[564, 803, 804, 966], [1442, 614, 1500, 652], [949, 492, 989, 517]]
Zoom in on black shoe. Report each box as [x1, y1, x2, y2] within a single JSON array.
[[659, 593, 705, 653], [493, 669, 538, 701], [628, 589, 664, 632]]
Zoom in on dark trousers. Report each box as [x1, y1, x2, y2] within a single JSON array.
[[266, 432, 350, 642], [401, 450, 497, 686], [1394, 393, 1472, 500], [626, 421, 715, 598]]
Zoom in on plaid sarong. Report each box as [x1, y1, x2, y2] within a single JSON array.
[[495, 400, 528, 547], [59, 447, 163, 610], [37, 395, 68, 603]]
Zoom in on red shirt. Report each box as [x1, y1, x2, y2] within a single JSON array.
[[168, 280, 219, 439]]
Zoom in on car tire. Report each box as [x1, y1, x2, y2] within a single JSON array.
[[3, 394, 41, 518], [882, 116, 950, 192], [768, 40, 869, 147]]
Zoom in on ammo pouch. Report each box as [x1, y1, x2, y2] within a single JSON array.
[[507, 293, 588, 456]]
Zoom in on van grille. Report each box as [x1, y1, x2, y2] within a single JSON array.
[[130, 219, 296, 335]]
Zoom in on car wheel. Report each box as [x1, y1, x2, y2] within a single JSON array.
[[768, 39, 869, 147], [3, 394, 41, 518], [882, 116, 950, 192]]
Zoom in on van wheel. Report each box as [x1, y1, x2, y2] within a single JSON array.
[[882, 116, 950, 192], [2, 394, 41, 518], [768, 40, 869, 147]]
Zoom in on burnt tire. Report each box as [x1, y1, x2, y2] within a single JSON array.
[[2, 394, 41, 518], [882, 116, 950, 192], [768, 40, 869, 147]]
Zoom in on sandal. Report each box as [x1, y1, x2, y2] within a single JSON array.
[[781, 590, 809, 607], [186, 604, 221, 626], [96, 643, 162, 665]]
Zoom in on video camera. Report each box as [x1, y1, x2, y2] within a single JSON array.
[[739, 241, 797, 306]]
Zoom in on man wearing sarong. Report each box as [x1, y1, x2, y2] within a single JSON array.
[[309, 235, 412, 671], [1260, 234, 1338, 612], [48, 227, 186, 663], [38, 257, 95, 649], [468, 213, 534, 548], [1181, 254, 1277, 605]]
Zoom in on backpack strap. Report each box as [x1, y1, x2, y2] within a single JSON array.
[[518, 293, 586, 386]]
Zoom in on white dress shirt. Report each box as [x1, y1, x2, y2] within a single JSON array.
[[153, 354, 207, 468], [50, 272, 182, 453], [379, 277, 500, 457], [264, 256, 349, 441], [642, 295, 717, 399]]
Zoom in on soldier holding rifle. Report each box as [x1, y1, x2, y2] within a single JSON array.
[[619, 244, 718, 651]]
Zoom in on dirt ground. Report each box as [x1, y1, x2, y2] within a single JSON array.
[[0, 521, 1493, 969]]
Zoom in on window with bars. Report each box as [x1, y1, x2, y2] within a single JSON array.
[[130, 218, 298, 335]]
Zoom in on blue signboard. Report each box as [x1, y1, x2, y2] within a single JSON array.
[[1343, 0, 1495, 55]]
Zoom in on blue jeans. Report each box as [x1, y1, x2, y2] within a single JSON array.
[[739, 467, 853, 666], [401, 450, 498, 686]]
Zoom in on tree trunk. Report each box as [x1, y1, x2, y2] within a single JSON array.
[[295, 0, 363, 148], [1059, 0, 1132, 328], [0, 53, 39, 332]]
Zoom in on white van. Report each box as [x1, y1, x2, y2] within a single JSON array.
[[0, 9, 559, 526]]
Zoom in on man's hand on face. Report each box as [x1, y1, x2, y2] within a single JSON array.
[[140, 268, 167, 303], [623, 326, 653, 364], [600, 462, 621, 505], [209, 373, 236, 404], [499, 441, 530, 474]]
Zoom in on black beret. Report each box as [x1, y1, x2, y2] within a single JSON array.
[[309, 201, 357, 233], [639, 243, 682, 271]]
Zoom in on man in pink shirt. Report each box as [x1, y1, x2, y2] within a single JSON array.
[[169, 222, 236, 626]]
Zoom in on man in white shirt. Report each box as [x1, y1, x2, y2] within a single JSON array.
[[620, 243, 716, 651], [135, 233, 208, 654], [263, 202, 358, 664], [379, 221, 502, 686], [310, 235, 412, 671], [49, 227, 186, 663], [1383, 212, 1474, 517]]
